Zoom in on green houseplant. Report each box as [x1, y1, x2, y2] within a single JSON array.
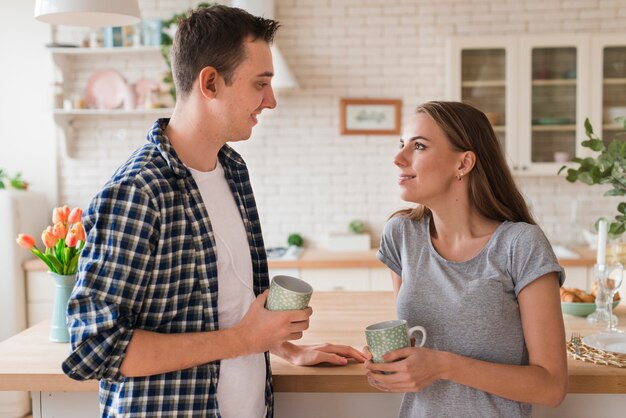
[[559, 117, 626, 238], [0, 169, 28, 190]]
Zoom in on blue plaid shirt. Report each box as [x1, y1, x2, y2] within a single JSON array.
[[62, 119, 272, 417]]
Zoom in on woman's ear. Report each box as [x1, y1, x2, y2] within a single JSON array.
[[458, 151, 476, 174], [198, 66, 219, 99]]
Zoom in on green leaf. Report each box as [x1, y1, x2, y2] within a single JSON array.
[[609, 222, 626, 239], [46, 253, 64, 274], [63, 247, 71, 274], [584, 118, 593, 135], [618, 202, 626, 214], [31, 248, 55, 272], [581, 138, 605, 152], [68, 253, 80, 275]]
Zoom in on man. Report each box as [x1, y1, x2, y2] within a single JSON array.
[[62, 5, 365, 417]]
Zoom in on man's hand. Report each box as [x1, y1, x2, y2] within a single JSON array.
[[273, 342, 367, 366], [235, 290, 312, 356]]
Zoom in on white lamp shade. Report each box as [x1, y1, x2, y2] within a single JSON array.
[[34, 0, 141, 27]]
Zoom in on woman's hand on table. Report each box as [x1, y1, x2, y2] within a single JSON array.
[[272, 342, 367, 366], [364, 346, 445, 393]]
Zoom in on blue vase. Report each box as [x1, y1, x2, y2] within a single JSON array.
[[48, 272, 75, 343]]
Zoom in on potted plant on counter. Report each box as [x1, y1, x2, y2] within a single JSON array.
[[0, 169, 28, 190], [327, 219, 371, 251], [558, 117, 626, 239]]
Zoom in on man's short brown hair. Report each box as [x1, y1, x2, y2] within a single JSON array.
[[171, 5, 280, 99]]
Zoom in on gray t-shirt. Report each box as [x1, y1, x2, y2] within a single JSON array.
[[376, 215, 565, 418]]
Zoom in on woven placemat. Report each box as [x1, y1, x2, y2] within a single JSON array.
[[567, 340, 626, 368]]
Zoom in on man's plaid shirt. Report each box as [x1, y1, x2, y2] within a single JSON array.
[[62, 119, 272, 417]]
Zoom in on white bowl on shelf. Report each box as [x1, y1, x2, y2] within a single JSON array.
[[604, 106, 626, 123]]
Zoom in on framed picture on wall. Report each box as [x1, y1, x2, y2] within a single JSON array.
[[340, 98, 402, 135]]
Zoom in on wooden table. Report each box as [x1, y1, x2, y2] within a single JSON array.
[[0, 292, 624, 394]]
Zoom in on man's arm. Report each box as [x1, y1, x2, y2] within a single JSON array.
[[120, 290, 312, 376]]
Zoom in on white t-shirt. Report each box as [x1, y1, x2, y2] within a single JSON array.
[[188, 161, 266, 418]]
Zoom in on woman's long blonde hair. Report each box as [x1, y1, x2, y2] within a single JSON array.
[[394, 101, 535, 225]]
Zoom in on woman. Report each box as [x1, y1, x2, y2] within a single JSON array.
[[365, 101, 568, 417]]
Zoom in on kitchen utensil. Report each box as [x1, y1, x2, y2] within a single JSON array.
[[84, 69, 128, 109], [571, 332, 582, 355]]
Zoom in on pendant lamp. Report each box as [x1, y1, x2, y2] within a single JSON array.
[[34, 0, 141, 27]]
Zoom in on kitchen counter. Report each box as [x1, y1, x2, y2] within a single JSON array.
[[22, 247, 596, 271], [1, 291, 625, 394]]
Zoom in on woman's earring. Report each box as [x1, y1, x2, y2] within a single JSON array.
[[457, 172, 463, 181]]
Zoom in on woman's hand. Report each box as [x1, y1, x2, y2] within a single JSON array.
[[273, 342, 367, 366], [364, 347, 445, 393]]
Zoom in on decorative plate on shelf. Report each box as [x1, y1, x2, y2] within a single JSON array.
[[84, 69, 128, 110], [583, 332, 626, 355]]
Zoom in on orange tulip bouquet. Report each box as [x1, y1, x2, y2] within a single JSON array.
[[16, 205, 86, 275]]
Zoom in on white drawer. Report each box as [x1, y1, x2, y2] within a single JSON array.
[[370, 268, 393, 291]]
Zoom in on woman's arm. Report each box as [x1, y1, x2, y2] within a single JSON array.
[[366, 272, 568, 407], [391, 270, 402, 298]]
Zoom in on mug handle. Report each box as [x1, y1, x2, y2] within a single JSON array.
[[408, 326, 427, 347]]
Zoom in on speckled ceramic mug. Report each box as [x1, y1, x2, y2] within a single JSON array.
[[365, 320, 427, 363], [266, 275, 313, 311]]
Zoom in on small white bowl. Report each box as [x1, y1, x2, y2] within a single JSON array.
[[604, 106, 626, 123]]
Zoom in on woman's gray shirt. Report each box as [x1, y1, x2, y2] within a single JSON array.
[[376, 215, 565, 418]]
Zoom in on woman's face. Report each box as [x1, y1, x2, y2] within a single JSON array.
[[393, 113, 463, 205]]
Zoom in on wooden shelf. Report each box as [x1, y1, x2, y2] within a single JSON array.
[[48, 46, 161, 55], [53, 108, 173, 116], [603, 78, 626, 85], [531, 124, 576, 131], [461, 79, 506, 88], [532, 79, 577, 86]]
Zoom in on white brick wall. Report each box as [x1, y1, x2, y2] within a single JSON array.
[[54, 0, 624, 249]]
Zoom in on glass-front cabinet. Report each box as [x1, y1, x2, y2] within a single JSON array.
[[519, 35, 589, 173], [447, 39, 517, 168], [591, 35, 626, 149], [447, 34, 626, 175]]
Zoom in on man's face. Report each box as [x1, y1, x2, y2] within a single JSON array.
[[216, 38, 277, 141]]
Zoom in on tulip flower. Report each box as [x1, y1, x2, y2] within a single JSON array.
[[42, 227, 59, 248], [68, 207, 83, 224], [52, 205, 70, 224], [71, 222, 86, 242], [53, 222, 67, 240], [16, 234, 36, 250], [16, 205, 85, 276], [65, 231, 78, 248]]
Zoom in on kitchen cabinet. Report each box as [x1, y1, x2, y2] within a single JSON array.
[[447, 34, 626, 175], [49, 47, 173, 157], [590, 35, 626, 146], [25, 270, 54, 327]]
